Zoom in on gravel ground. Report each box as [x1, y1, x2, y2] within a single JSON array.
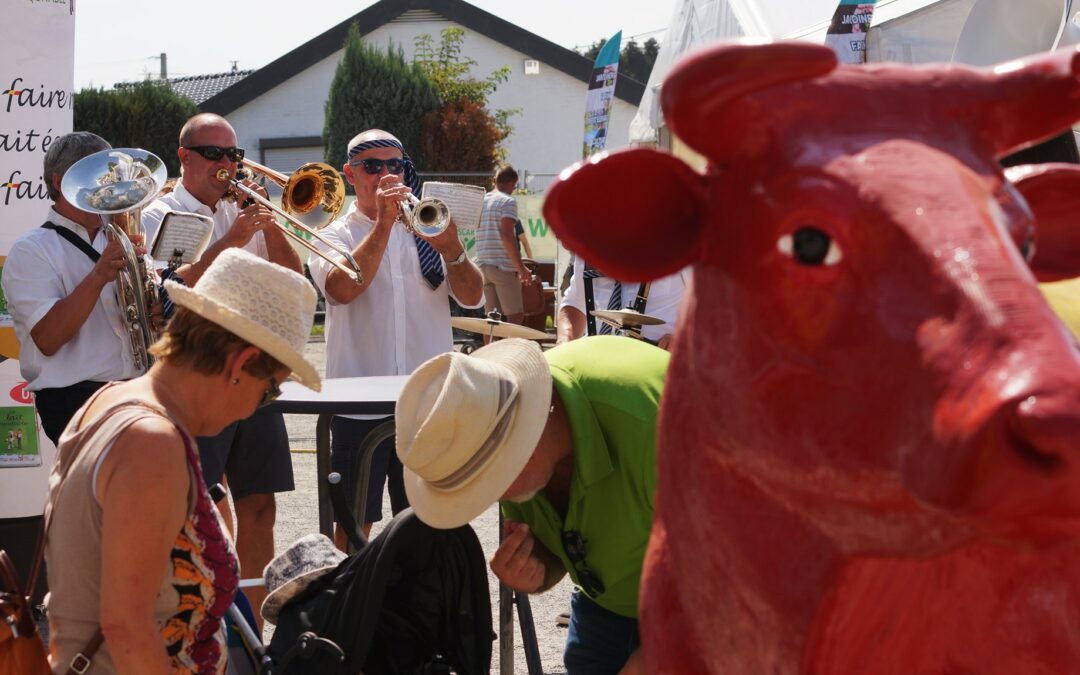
[[267, 337, 575, 674]]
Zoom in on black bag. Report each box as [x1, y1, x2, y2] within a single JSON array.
[[268, 509, 493, 675]]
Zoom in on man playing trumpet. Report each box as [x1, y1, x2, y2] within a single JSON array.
[[309, 129, 483, 544]]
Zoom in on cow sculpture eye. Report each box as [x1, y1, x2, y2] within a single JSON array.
[[777, 227, 843, 266], [1019, 237, 1036, 263]]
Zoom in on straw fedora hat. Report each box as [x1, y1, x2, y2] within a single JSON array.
[[396, 339, 552, 529], [260, 533, 346, 623], [164, 248, 321, 391]]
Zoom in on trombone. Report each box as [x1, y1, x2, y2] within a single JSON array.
[[217, 159, 363, 284]]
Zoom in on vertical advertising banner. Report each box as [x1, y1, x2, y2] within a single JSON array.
[[582, 31, 622, 159], [826, 0, 878, 64], [0, 0, 75, 517]]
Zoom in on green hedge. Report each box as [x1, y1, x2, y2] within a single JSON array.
[[73, 81, 197, 177]]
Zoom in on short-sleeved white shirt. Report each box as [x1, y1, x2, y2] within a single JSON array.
[[141, 182, 268, 263], [2, 208, 140, 390], [560, 258, 689, 342], [309, 203, 483, 384]]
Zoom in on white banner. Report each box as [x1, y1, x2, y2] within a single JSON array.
[[0, 0, 75, 518]]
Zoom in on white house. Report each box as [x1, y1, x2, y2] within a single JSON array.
[[196, 0, 645, 188]]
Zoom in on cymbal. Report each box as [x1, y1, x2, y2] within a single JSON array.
[[590, 308, 666, 327], [452, 316, 549, 340]]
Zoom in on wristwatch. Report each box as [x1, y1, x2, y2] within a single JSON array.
[[445, 249, 467, 266]]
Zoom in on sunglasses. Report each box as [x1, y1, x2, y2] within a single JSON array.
[[561, 530, 605, 598], [258, 376, 282, 408], [185, 145, 245, 162], [350, 157, 405, 175]]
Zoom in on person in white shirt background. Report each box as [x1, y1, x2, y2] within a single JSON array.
[[557, 258, 689, 350], [309, 128, 483, 546], [142, 113, 301, 628], [2, 132, 141, 445]]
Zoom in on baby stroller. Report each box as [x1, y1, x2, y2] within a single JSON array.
[[229, 474, 492, 675]]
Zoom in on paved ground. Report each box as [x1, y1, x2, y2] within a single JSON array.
[[267, 337, 575, 674]]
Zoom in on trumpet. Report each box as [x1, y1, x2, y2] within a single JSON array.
[[217, 159, 363, 284], [399, 193, 450, 237], [61, 148, 167, 372]]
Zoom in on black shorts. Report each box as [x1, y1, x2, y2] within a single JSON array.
[[196, 406, 294, 500]]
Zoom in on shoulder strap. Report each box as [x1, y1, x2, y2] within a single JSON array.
[[41, 221, 101, 263], [583, 276, 598, 337]]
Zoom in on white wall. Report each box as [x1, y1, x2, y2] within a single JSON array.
[[225, 17, 637, 181]]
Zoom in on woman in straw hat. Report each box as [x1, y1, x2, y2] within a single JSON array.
[[43, 248, 320, 675]]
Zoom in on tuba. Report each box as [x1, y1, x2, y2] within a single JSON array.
[[61, 148, 166, 373]]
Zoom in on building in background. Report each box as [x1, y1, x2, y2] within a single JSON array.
[[118, 0, 645, 188]]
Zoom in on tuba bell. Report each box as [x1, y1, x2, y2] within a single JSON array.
[[61, 148, 166, 373]]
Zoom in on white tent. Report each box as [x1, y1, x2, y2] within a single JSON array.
[[630, 0, 1080, 144]]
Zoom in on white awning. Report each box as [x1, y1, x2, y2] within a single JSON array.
[[630, 0, 1078, 145]]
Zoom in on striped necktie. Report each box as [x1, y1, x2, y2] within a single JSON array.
[[347, 138, 444, 290], [584, 266, 622, 335]]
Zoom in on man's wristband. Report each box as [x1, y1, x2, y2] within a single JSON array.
[[445, 249, 467, 266]]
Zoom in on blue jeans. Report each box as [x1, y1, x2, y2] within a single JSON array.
[[564, 590, 640, 675]]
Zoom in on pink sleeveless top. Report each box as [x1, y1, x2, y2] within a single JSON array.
[[44, 387, 239, 674]]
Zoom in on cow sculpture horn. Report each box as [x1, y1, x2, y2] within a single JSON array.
[[971, 46, 1080, 157], [661, 40, 838, 162]]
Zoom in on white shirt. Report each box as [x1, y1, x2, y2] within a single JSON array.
[[560, 258, 689, 342], [2, 208, 140, 390], [309, 203, 482, 383], [141, 182, 268, 262]]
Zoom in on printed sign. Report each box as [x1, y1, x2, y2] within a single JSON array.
[[583, 31, 622, 159], [826, 1, 878, 65], [0, 406, 40, 467], [0, 0, 74, 515]]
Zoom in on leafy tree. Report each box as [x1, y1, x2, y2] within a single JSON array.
[[580, 37, 660, 84], [73, 81, 197, 176], [323, 23, 441, 173], [413, 27, 516, 171], [420, 97, 502, 177]]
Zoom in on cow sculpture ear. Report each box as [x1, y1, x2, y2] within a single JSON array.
[[543, 148, 706, 281], [1008, 163, 1080, 282]]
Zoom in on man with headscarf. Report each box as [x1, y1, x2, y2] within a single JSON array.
[[309, 129, 483, 544]]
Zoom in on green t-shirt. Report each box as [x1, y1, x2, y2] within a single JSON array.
[[502, 336, 668, 618]]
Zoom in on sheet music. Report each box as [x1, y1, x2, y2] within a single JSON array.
[[421, 182, 486, 231], [150, 211, 214, 265]]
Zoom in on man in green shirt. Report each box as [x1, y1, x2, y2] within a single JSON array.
[[395, 335, 668, 674]]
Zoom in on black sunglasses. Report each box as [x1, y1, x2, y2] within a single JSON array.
[[185, 145, 245, 162], [350, 157, 405, 175], [561, 530, 605, 597], [258, 376, 282, 408]]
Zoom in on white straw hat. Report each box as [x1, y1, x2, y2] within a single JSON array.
[[260, 533, 346, 623], [164, 248, 321, 391], [396, 339, 552, 529]]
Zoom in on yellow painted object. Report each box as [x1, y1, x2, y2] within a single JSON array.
[[1040, 277, 1080, 341]]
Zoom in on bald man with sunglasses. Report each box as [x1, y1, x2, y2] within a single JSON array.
[[142, 113, 303, 629], [309, 129, 484, 545]]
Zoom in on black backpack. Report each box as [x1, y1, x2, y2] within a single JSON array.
[[267, 509, 493, 675]]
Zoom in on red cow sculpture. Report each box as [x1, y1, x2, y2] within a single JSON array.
[[543, 41, 1080, 673]]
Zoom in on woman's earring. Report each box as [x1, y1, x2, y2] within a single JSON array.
[[232, 378, 240, 385]]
